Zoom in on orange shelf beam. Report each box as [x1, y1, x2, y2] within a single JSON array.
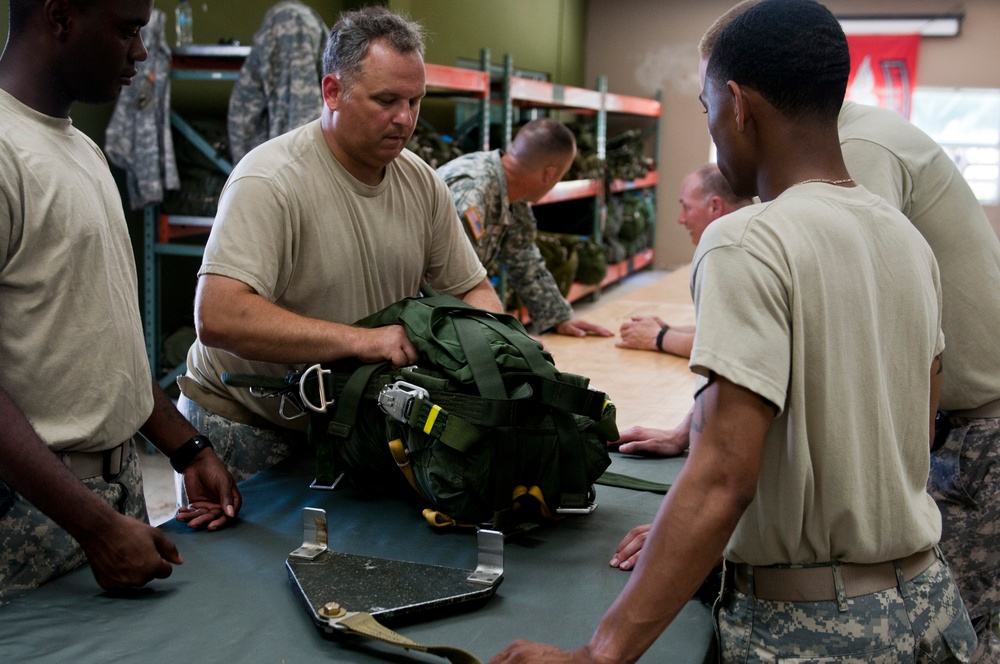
[[424, 64, 489, 98], [604, 92, 661, 117], [159, 214, 214, 243], [534, 179, 603, 206], [609, 171, 659, 193], [509, 77, 602, 111]]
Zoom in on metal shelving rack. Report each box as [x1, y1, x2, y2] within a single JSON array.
[[143, 45, 246, 387]]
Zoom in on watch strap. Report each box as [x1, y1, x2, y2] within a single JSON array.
[[655, 324, 670, 352], [169, 435, 214, 473]]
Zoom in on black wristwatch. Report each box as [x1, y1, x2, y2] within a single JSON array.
[[169, 435, 214, 473]]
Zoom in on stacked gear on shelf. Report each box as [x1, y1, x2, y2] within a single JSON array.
[[605, 189, 655, 262], [406, 120, 464, 169], [605, 128, 654, 182]]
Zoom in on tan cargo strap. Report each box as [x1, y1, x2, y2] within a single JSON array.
[[730, 548, 939, 604], [59, 439, 128, 480], [336, 611, 482, 664], [388, 438, 422, 496]]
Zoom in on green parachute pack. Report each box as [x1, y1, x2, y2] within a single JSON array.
[[226, 293, 618, 531]]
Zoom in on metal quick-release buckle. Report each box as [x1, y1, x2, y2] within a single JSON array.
[[378, 381, 429, 423]]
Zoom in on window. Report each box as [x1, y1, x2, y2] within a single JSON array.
[[910, 87, 1000, 204]]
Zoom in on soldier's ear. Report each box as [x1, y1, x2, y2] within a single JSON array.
[[322, 73, 344, 111], [45, 0, 75, 41], [541, 164, 560, 186]]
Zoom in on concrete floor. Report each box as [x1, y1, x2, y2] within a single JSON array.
[[139, 447, 177, 526]]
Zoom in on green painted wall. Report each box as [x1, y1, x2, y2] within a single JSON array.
[[394, 0, 587, 87], [1, 0, 587, 141]]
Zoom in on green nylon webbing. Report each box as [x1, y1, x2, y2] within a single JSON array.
[[477, 315, 556, 379], [596, 471, 672, 494], [407, 398, 483, 453], [451, 315, 507, 399]]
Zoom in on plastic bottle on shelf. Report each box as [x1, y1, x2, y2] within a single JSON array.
[[175, 0, 193, 47]]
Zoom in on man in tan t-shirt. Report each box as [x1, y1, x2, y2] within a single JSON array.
[[0, 0, 240, 604], [178, 6, 502, 487], [614, 3, 1000, 659], [492, 1, 974, 661]]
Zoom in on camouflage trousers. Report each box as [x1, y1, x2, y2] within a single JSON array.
[[0, 439, 147, 606], [929, 415, 1000, 663], [175, 395, 308, 505], [715, 558, 978, 662]]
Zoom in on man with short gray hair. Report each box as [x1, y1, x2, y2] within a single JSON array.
[[438, 118, 613, 337], [179, 6, 502, 487]]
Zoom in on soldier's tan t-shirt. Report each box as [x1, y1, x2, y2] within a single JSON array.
[[184, 120, 486, 428], [840, 101, 1000, 411], [690, 183, 943, 566], [0, 89, 153, 452]]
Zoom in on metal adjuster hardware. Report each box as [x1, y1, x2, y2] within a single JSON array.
[[377, 381, 429, 423], [247, 383, 308, 421], [299, 364, 335, 414]]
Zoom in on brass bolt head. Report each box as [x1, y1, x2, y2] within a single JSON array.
[[318, 602, 346, 619]]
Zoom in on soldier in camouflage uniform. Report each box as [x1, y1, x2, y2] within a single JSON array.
[[490, 2, 977, 662], [0, 0, 240, 605], [227, 1, 328, 164], [104, 7, 179, 210], [930, 416, 1000, 662], [437, 119, 613, 337]]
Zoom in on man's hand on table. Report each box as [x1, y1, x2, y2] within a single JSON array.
[[611, 425, 690, 457], [81, 513, 182, 591], [175, 452, 242, 530], [554, 318, 614, 338]]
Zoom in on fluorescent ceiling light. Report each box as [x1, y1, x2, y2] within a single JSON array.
[[838, 15, 962, 37]]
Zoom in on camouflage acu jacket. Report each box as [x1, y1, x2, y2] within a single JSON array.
[[437, 150, 573, 332], [227, 1, 327, 163], [105, 9, 179, 210]]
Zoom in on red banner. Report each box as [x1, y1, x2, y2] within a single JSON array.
[[845, 34, 921, 119]]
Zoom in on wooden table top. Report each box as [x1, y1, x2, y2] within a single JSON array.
[[541, 265, 697, 431]]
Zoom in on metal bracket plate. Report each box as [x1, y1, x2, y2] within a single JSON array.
[[286, 508, 504, 631]]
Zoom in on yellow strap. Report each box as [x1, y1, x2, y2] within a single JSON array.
[[422, 404, 442, 435], [511, 485, 554, 520], [388, 438, 421, 496], [422, 508, 476, 530], [338, 612, 482, 664]]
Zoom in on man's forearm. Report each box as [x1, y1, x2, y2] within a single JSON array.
[[587, 379, 770, 662], [0, 389, 120, 544], [196, 278, 368, 364], [139, 379, 200, 456], [458, 277, 504, 312]]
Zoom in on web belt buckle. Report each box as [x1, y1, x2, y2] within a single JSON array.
[[378, 381, 429, 423]]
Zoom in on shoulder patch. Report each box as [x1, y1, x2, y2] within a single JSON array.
[[463, 206, 485, 240]]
